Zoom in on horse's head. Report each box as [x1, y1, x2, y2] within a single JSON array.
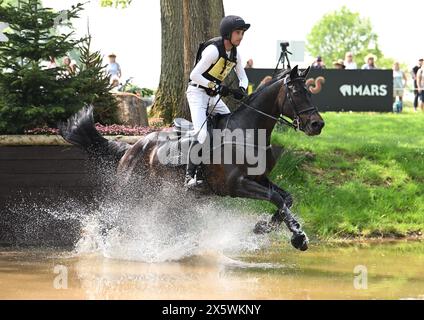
[[278, 66, 325, 136]]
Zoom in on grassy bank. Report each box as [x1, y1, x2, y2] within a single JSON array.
[[229, 109, 424, 240]]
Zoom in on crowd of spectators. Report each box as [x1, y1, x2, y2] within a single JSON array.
[[309, 52, 424, 113]]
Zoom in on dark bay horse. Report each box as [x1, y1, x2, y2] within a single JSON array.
[[60, 66, 324, 251]]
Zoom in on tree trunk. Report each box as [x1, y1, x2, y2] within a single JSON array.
[[114, 92, 149, 127], [152, 0, 225, 124], [204, 0, 225, 39], [151, 0, 185, 124]]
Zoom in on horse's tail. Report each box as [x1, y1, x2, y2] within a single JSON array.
[[59, 105, 130, 164]]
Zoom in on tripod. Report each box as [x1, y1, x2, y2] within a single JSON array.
[[273, 43, 292, 77]]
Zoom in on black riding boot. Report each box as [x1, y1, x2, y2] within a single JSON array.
[[184, 140, 204, 188]]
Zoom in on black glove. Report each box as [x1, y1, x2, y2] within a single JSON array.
[[216, 84, 230, 97], [232, 87, 247, 100]]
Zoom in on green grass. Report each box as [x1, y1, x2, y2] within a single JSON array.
[[230, 107, 424, 240]]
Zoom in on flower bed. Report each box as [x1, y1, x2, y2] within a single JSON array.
[[24, 123, 161, 136], [0, 124, 166, 146]]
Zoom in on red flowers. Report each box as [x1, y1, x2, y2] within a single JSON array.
[[25, 124, 161, 136]]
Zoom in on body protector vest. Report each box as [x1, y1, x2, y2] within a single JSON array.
[[191, 37, 237, 86]]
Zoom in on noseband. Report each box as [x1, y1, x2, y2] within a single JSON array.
[[278, 76, 319, 131]]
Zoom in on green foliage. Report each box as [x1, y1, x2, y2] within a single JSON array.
[[100, 0, 132, 8], [289, 112, 423, 239], [306, 6, 382, 67], [376, 56, 408, 71], [0, 0, 18, 7], [0, 0, 85, 133], [73, 35, 118, 124], [0, 0, 118, 133], [122, 83, 155, 97]]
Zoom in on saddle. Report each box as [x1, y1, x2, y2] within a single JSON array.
[[172, 113, 226, 140], [155, 114, 227, 167], [159, 113, 281, 171], [173, 117, 194, 136]]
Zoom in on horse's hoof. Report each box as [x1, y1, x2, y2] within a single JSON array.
[[283, 195, 293, 209], [253, 220, 274, 234], [291, 232, 309, 251]]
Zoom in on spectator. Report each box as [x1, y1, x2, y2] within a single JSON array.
[[109, 75, 121, 93], [257, 75, 273, 90], [311, 56, 326, 69], [412, 58, 423, 111], [333, 59, 346, 70], [417, 63, 424, 111], [47, 56, 57, 69], [392, 62, 407, 113], [344, 52, 357, 69], [63, 56, 76, 75], [361, 53, 378, 70], [245, 58, 254, 69], [106, 53, 122, 83]]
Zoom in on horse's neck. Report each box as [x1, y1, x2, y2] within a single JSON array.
[[231, 83, 281, 133]]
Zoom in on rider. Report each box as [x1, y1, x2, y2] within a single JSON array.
[[185, 15, 250, 188]]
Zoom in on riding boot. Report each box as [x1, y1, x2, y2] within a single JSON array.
[[184, 140, 204, 188]]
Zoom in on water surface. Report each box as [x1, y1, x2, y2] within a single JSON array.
[[1, 241, 423, 300]]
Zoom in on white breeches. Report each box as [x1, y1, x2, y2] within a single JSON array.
[[186, 85, 231, 144]]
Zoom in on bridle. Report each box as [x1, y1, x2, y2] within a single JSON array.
[[278, 75, 319, 130], [230, 74, 318, 131]]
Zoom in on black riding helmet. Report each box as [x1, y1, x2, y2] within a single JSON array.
[[220, 15, 250, 40]]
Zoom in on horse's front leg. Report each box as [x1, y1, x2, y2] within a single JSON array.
[[258, 178, 300, 227], [233, 176, 308, 251], [257, 176, 293, 208]]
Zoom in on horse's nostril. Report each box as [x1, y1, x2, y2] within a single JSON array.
[[311, 121, 323, 130]]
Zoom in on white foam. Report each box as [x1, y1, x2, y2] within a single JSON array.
[[69, 179, 272, 263], [8, 171, 279, 263]]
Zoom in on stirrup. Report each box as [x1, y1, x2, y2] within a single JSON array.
[[184, 174, 204, 189]]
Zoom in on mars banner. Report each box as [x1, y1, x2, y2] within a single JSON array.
[[245, 68, 393, 112]]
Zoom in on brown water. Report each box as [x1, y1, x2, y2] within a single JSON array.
[[1, 240, 423, 300]]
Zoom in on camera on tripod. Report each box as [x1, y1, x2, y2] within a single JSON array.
[[280, 42, 290, 51], [274, 41, 292, 74]]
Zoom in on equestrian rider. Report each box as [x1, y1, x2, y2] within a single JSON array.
[[185, 15, 250, 188]]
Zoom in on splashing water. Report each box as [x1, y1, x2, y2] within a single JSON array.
[[74, 181, 272, 263], [7, 175, 275, 263]]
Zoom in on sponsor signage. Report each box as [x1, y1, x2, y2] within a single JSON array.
[[245, 68, 393, 112]]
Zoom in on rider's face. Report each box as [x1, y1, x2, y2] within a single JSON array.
[[230, 29, 245, 46]]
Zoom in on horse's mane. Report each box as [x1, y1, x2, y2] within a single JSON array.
[[234, 69, 290, 113], [248, 69, 290, 103]]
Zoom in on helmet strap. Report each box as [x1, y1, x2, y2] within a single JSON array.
[[226, 33, 236, 48], [223, 38, 235, 51]]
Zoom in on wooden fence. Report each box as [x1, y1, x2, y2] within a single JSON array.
[[0, 145, 98, 247]]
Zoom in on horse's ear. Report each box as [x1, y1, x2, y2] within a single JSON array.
[[289, 65, 299, 79], [301, 66, 311, 78]]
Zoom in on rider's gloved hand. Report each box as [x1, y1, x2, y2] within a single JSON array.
[[216, 84, 230, 97], [232, 87, 247, 100]]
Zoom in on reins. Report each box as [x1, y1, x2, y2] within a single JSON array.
[[227, 75, 318, 132]]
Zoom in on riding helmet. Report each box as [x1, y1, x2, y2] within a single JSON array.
[[220, 15, 250, 40]]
